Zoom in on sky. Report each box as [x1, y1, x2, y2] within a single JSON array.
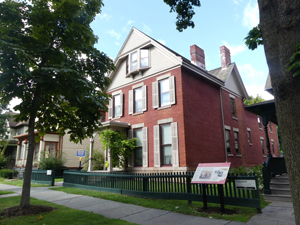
[[8, 0, 274, 111]]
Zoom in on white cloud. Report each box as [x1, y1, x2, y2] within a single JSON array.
[[243, 1, 259, 28], [97, 13, 112, 22], [8, 98, 22, 112], [237, 63, 264, 79], [158, 39, 166, 45], [233, 0, 243, 5], [222, 41, 246, 56], [142, 24, 152, 35], [115, 41, 120, 46], [107, 29, 121, 40], [245, 84, 274, 100], [122, 20, 135, 33]]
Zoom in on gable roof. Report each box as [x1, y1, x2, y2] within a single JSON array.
[[110, 27, 224, 87], [6, 112, 29, 128], [209, 63, 249, 99]]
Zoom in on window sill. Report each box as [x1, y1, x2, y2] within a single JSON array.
[[232, 116, 238, 120], [126, 67, 151, 77], [133, 112, 144, 116], [158, 105, 172, 110], [263, 155, 267, 158], [227, 153, 234, 157], [270, 131, 273, 134], [110, 116, 121, 120], [259, 128, 263, 131], [161, 165, 172, 167], [248, 143, 253, 146], [236, 154, 242, 157]]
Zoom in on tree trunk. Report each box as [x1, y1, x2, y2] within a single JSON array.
[[20, 87, 41, 208], [258, 0, 300, 224]]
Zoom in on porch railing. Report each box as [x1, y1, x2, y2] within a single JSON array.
[[262, 155, 287, 194]]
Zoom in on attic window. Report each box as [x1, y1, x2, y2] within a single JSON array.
[[126, 49, 150, 76]]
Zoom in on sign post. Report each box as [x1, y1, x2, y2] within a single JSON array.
[[76, 150, 86, 169], [191, 162, 231, 212]]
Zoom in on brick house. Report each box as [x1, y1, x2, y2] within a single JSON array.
[[104, 27, 279, 172]]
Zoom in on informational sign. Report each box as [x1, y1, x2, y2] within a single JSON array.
[[47, 170, 52, 176], [76, 150, 86, 157], [191, 162, 231, 184], [235, 180, 257, 190]]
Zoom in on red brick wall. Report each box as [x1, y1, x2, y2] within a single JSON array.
[[106, 67, 187, 168], [221, 89, 280, 167], [181, 69, 225, 170]]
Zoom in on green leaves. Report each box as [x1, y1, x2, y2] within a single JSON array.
[[244, 95, 265, 105], [163, 0, 201, 32], [0, 0, 114, 143], [100, 130, 136, 169], [244, 25, 263, 50], [287, 44, 300, 77]]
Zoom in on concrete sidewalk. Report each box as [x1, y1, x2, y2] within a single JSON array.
[[0, 183, 296, 225]]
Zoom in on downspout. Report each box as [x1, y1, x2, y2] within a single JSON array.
[[220, 88, 227, 162]]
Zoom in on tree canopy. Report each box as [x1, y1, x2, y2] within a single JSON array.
[[0, 0, 114, 207], [243, 95, 265, 106]]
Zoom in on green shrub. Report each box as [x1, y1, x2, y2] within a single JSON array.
[[229, 165, 263, 190], [83, 149, 105, 171], [0, 169, 14, 179], [39, 154, 67, 170], [0, 148, 8, 169]]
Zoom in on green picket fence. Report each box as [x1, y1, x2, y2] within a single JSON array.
[[23, 170, 55, 186], [63, 171, 261, 211]]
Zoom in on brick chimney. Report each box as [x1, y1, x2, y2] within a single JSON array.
[[190, 45, 205, 70], [220, 45, 231, 69]]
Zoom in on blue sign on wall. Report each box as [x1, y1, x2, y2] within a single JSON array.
[[76, 150, 86, 157]]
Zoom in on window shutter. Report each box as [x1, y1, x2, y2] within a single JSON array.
[[108, 98, 112, 119], [128, 129, 133, 167], [128, 90, 133, 115], [142, 127, 148, 167], [142, 85, 147, 112], [119, 92, 123, 117], [152, 81, 159, 109], [169, 76, 176, 105], [153, 125, 160, 167], [171, 122, 179, 167]]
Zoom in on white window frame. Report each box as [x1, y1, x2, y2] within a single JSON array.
[[153, 122, 179, 168], [108, 91, 123, 119], [152, 75, 176, 109], [126, 49, 150, 75], [128, 125, 148, 168], [129, 83, 147, 115]]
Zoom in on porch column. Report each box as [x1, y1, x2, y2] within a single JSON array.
[[22, 139, 28, 166], [38, 137, 44, 162], [107, 147, 112, 172], [262, 114, 272, 157], [15, 141, 21, 163], [88, 137, 94, 172]]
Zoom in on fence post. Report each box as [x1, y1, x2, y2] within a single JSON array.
[[143, 177, 149, 192], [186, 176, 192, 205], [262, 161, 271, 194]]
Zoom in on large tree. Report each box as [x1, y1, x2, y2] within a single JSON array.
[[0, 0, 114, 208], [257, 1, 300, 224], [166, 1, 300, 223]]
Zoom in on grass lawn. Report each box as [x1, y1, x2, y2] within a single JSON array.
[[0, 190, 14, 195], [0, 196, 136, 225], [0, 178, 49, 187], [51, 186, 269, 223]]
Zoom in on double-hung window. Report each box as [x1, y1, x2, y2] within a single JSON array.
[[258, 116, 262, 129], [260, 137, 265, 155], [128, 126, 148, 168], [153, 120, 179, 167], [129, 84, 147, 115], [247, 128, 252, 144], [108, 91, 123, 119], [152, 75, 176, 109], [234, 131, 240, 154], [160, 124, 172, 165], [225, 129, 231, 153], [127, 49, 150, 75], [134, 129, 143, 166], [230, 96, 236, 118]]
